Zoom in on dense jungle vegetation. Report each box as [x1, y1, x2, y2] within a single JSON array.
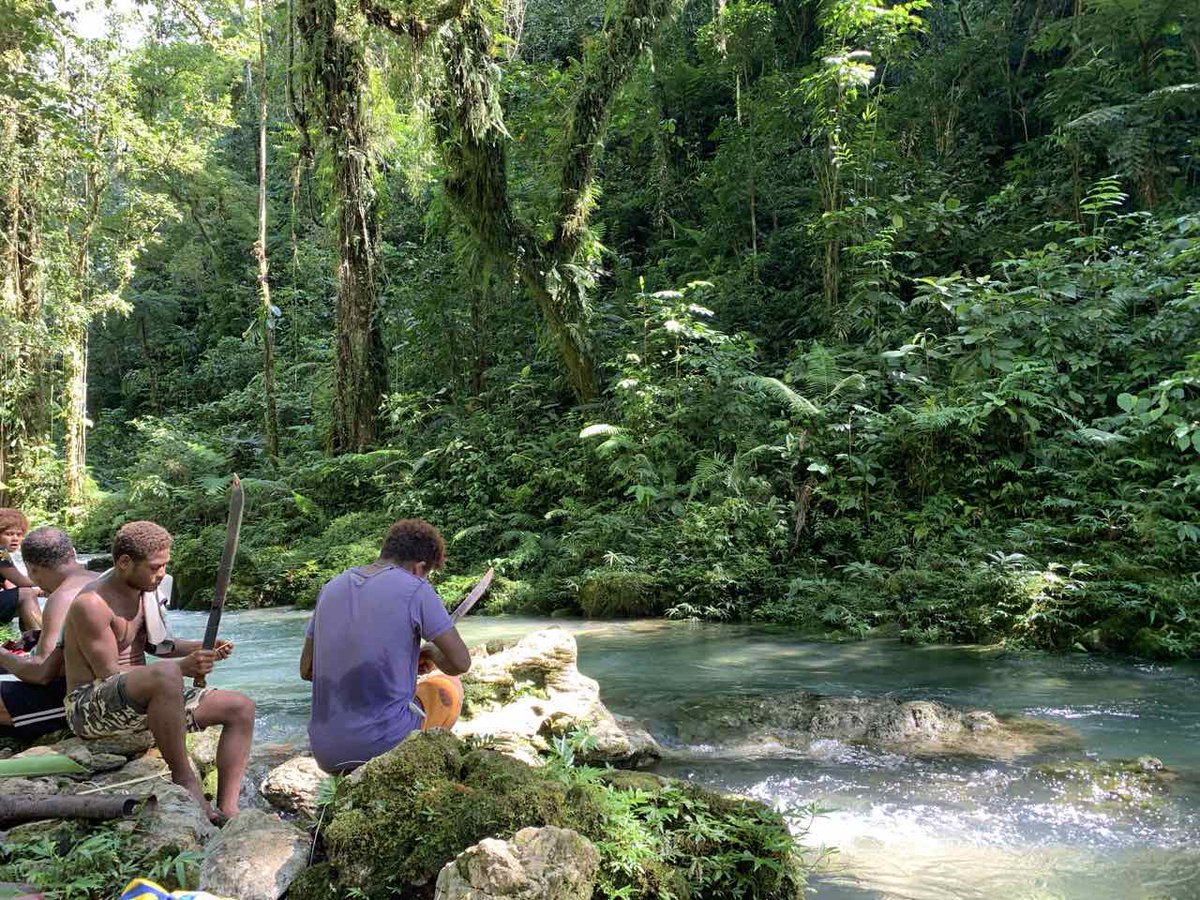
[[2, 0, 1198, 656]]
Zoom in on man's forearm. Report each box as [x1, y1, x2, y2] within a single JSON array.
[[155, 638, 203, 658], [2, 568, 35, 589], [422, 642, 467, 675], [0, 649, 59, 684]]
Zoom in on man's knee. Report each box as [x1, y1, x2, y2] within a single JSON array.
[[199, 690, 255, 729], [228, 692, 255, 727], [139, 661, 184, 697]]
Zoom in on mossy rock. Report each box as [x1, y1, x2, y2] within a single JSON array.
[[578, 571, 661, 618], [1129, 626, 1175, 658], [598, 769, 671, 793], [322, 732, 603, 895], [316, 732, 805, 900], [1034, 756, 1181, 808], [460, 677, 548, 717]]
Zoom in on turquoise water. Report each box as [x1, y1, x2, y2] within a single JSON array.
[[169, 610, 1200, 899]]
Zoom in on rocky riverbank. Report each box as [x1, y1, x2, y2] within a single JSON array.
[[4, 627, 1175, 899]]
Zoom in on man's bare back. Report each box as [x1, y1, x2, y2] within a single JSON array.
[[38, 570, 96, 658]]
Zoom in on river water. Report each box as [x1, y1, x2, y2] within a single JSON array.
[[169, 609, 1200, 899]]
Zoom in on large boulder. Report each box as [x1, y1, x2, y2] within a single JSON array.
[[312, 731, 803, 900], [324, 732, 600, 894], [199, 809, 312, 900], [672, 690, 1080, 760], [456, 628, 660, 769], [260, 755, 327, 819], [433, 826, 599, 900]]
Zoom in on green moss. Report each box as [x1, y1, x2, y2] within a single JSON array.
[[315, 731, 805, 899], [287, 862, 338, 900], [323, 732, 601, 895]]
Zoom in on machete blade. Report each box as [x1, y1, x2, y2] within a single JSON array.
[[195, 474, 245, 686], [450, 567, 495, 623]]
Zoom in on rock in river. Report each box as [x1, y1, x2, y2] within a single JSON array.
[[673, 690, 1080, 760], [260, 755, 327, 819], [455, 628, 660, 769]]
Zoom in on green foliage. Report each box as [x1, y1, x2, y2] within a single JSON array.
[[5, 0, 1199, 658], [543, 726, 810, 899], [0, 823, 200, 900]]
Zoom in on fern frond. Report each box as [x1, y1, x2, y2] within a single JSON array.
[[737, 376, 822, 416]]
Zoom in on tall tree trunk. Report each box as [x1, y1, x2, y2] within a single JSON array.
[[300, 0, 386, 453], [0, 114, 49, 505], [64, 121, 103, 509], [257, 0, 281, 460], [63, 323, 88, 507]]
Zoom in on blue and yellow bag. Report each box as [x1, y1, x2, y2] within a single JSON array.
[[117, 880, 233, 900]]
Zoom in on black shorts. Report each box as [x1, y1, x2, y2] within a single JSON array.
[[0, 586, 18, 623], [0, 677, 68, 739]]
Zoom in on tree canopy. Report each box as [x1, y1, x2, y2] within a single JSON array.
[[2, 0, 1198, 655]]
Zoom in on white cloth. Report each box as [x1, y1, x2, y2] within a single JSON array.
[[7, 551, 27, 576], [94, 569, 177, 653], [144, 573, 176, 653]]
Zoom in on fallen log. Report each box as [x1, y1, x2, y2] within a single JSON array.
[[0, 793, 154, 826]]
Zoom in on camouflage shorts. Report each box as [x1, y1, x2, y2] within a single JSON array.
[[65, 672, 210, 740]]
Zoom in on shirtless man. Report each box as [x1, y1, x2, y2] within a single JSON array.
[[62, 521, 255, 821], [0, 527, 92, 738]]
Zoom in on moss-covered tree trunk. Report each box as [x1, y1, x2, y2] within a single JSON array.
[[0, 113, 49, 506], [62, 322, 88, 508], [427, 0, 681, 404], [256, 0, 281, 460], [300, 0, 386, 453]]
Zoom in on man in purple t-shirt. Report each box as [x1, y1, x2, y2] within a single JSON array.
[[299, 519, 471, 773]]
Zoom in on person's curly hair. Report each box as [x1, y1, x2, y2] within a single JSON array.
[[0, 508, 29, 534], [112, 520, 173, 563], [21, 527, 76, 569], [381, 519, 445, 568]]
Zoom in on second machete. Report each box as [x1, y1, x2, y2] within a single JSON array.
[[449, 567, 495, 624]]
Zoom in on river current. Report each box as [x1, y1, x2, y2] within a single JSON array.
[[168, 609, 1200, 899]]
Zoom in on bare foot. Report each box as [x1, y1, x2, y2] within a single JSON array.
[[175, 776, 222, 824]]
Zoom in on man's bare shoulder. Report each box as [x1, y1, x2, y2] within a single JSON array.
[[67, 588, 114, 625], [50, 571, 98, 605]]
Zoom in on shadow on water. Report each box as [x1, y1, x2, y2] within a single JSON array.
[[169, 610, 1200, 899]]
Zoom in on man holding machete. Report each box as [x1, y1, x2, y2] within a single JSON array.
[[60, 521, 256, 823], [300, 518, 477, 774]]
